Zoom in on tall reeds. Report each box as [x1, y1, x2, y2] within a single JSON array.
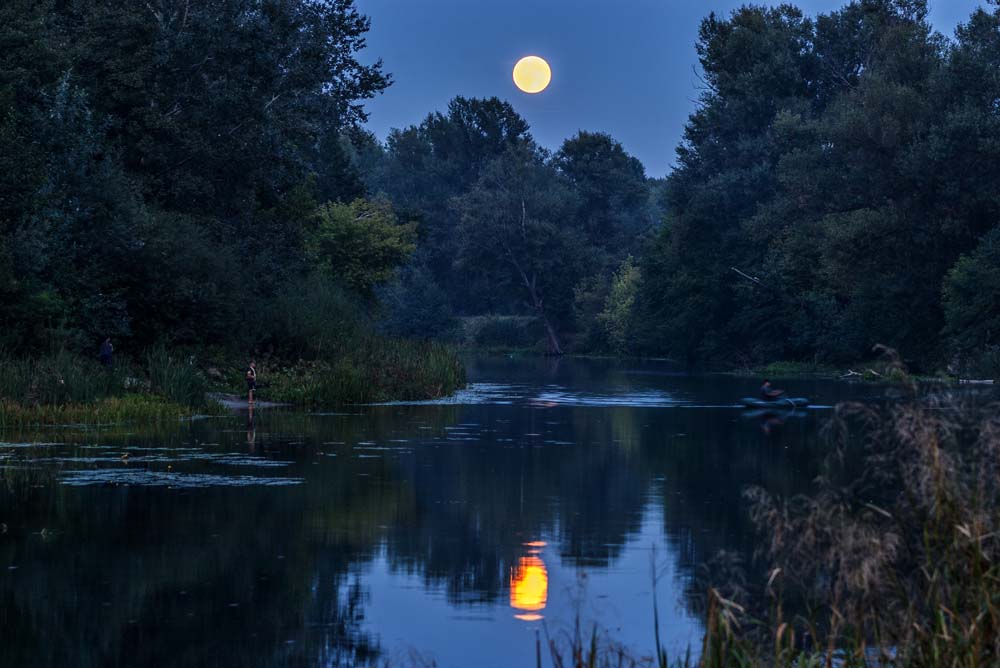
[[714, 392, 1000, 667], [0, 348, 217, 427], [537, 391, 1000, 668], [253, 338, 465, 406]]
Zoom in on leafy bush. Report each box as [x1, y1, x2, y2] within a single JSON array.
[[266, 273, 365, 360], [306, 199, 417, 297], [598, 256, 641, 356]]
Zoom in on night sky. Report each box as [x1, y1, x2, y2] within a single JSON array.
[[356, 0, 988, 178]]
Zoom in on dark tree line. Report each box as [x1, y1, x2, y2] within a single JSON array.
[[4, 0, 997, 374], [355, 0, 1000, 373], [634, 0, 1000, 373], [0, 0, 399, 357], [355, 97, 663, 354]]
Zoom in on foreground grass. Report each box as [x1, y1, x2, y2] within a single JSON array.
[[0, 394, 213, 428], [1, 338, 466, 422], [0, 348, 222, 429], [535, 392, 1000, 668]]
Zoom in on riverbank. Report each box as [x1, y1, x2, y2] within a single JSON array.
[[214, 339, 465, 407], [0, 340, 466, 427], [0, 395, 214, 429]]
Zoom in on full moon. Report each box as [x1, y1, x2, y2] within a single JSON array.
[[513, 56, 551, 94]]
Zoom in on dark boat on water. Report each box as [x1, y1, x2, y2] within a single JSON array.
[[739, 397, 810, 409]]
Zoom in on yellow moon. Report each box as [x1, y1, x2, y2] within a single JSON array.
[[513, 56, 552, 94]]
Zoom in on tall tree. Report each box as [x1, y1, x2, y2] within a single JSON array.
[[454, 145, 583, 354], [554, 131, 653, 259], [370, 97, 533, 313]]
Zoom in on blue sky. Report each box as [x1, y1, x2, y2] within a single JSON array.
[[357, 0, 988, 178]]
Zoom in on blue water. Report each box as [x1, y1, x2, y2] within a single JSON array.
[[0, 356, 887, 667]]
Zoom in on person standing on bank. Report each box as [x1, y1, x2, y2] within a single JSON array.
[[99, 338, 113, 367], [246, 361, 257, 405]]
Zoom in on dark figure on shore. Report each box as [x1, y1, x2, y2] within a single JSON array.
[[246, 361, 257, 404], [99, 338, 113, 367], [760, 379, 785, 401]]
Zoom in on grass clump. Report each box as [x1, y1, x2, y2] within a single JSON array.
[[0, 395, 199, 428], [145, 346, 210, 407], [248, 339, 465, 406], [0, 348, 221, 428], [683, 393, 1000, 668]]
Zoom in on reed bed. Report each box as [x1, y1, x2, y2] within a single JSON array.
[[0, 395, 198, 428], [0, 348, 220, 428], [249, 338, 465, 406]]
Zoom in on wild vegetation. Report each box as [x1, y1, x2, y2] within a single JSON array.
[[0, 0, 462, 409], [0, 348, 217, 427], [358, 102, 664, 356], [9, 1, 992, 375], [350, 0, 1000, 377], [518, 386, 1000, 668], [633, 1, 1000, 376]]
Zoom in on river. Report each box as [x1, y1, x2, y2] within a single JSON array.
[[0, 356, 887, 667]]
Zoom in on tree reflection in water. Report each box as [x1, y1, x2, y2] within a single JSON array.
[[0, 357, 866, 666]]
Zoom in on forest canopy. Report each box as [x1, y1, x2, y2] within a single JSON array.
[[0, 0, 391, 356], [2, 0, 999, 377], [630, 0, 1000, 374], [350, 0, 1000, 375]]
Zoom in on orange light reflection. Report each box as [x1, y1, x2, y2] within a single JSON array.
[[510, 554, 548, 620]]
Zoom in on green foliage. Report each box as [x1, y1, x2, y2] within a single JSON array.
[[598, 256, 641, 356], [307, 199, 417, 297], [356, 98, 655, 345], [555, 132, 655, 260], [0, 349, 132, 406], [632, 1, 1000, 371], [0, 395, 197, 429], [572, 274, 611, 352], [379, 264, 457, 340], [942, 228, 1000, 361], [145, 347, 210, 408], [453, 144, 585, 353], [254, 339, 465, 405], [1, 0, 388, 355], [750, 360, 837, 377], [265, 273, 364, 360], [0, 346, 225, 428]]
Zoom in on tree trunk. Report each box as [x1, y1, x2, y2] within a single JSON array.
[[506, 246, 563, 355], [540, 315, 563, 356]]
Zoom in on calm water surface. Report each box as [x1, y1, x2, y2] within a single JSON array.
[[0, 357, 884, 667]]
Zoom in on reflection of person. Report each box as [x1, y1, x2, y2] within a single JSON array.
[[759, 379, 785, 400], [246, 406, 256, 451], [246, 361, 257, 404], [760, 412, 786, 436], [99, 338, 113, 367]]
